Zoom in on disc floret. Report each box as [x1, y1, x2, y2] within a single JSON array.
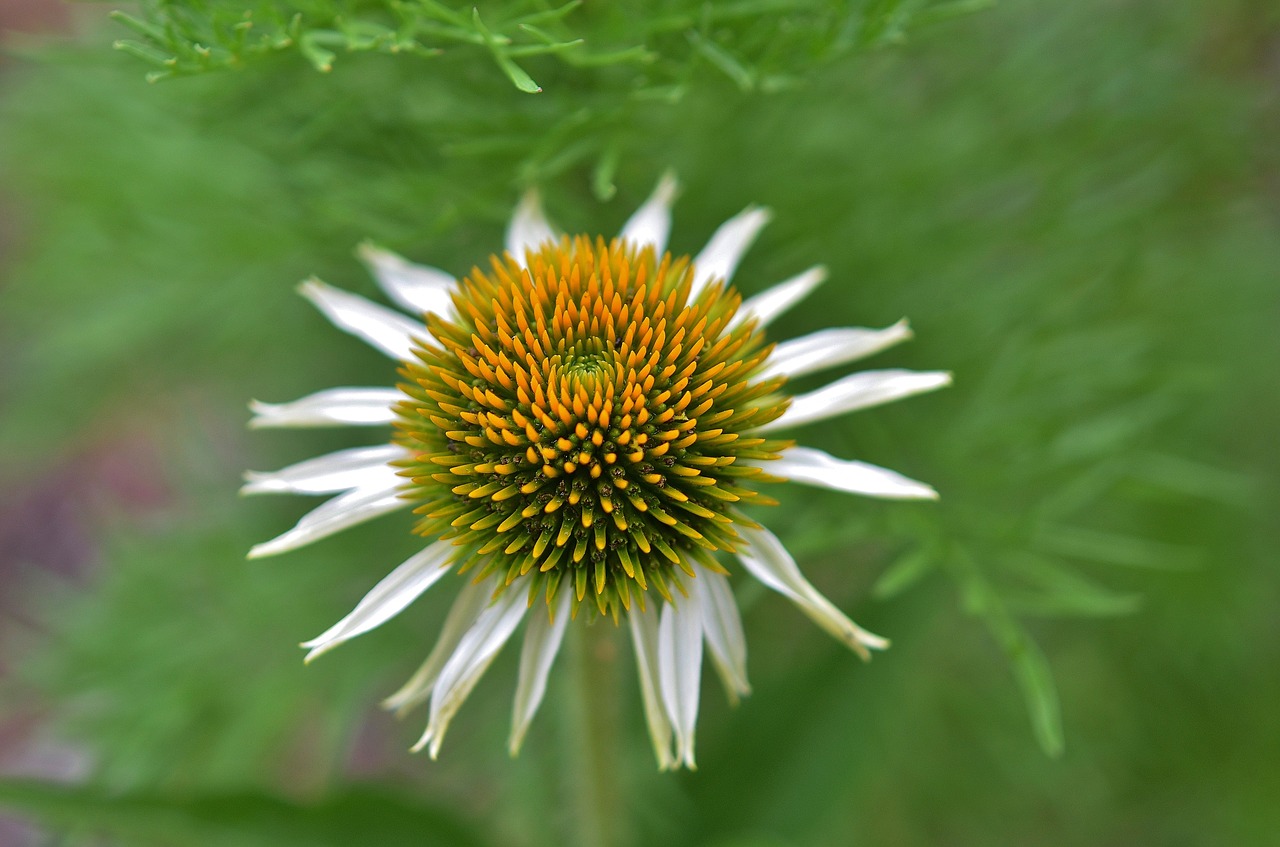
[[394, 236, 792, 617]]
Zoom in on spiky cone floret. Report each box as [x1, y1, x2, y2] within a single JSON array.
[[394, 236, 793, 622], [244, 174, 952, 769]]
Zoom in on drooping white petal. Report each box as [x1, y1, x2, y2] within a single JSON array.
[[247, 482, 408, 559], [760, 320, 914, 381], [298, 278, 423, 361], [658, 599, 703, 770], [383, 580, 491, 715], [690, 565, 750, 704], [509, 588, 572, 754], [736, 266, 827, 328], [241, 444, 407, 496], [505, 189, 557, 266], [759, 369, 952, 433], [356, 242, 456, 318], [772, 445, 938, 500], [736, 524, 888, 660], [628, 602, 676, 770], [690, 205, 772, 299], [416, 586, 529, 758], [618, 172, 679, 255], [300, 542, 455, 662], [248, 388, 403, 429]]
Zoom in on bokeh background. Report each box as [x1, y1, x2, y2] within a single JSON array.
[[1, 0, 1277, 844]]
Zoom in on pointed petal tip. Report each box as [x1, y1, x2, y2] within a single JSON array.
[[653, 170, 680, 203], [784, 264, 828, 293], [240, 470, 300, 496], [516, 186, 542, 213], [238, 472, 262, 496], [246, 541, 281, 560], [507, 734, 527, 758], [246, 400, 275, 428], [296, 276, 325, 298], [506, 187, 558, 263], [691, 204, 775, 294], [853, 630, 891, 660], [356, 241, 401, 274]]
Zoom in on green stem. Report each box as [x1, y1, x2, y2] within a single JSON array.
[[562, 620, 623, 847]]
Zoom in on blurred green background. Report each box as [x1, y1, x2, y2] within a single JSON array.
[[0, 0, 1276, 844]]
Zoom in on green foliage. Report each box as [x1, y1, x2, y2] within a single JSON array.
[[11, 503, 391, 789], [110, 0, 984, 89], [1, 0, 1277, 844]]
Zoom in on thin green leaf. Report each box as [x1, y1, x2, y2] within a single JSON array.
[[872, 547, 937, 600], [473, 8, 542, 93], [1003, 555, 1143, 618], [592, 143, 620, 201], [112, 39, 176, 67], [299, 31, 337, 72], [1006, 629, 1065, 757], [688, 31, 756, 91], [953, 550, 1065, 757], [1033, 525, 1198, 570], [108, 11, 168, 43]]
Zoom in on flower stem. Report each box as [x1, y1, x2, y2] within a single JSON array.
[[562, 620, 623, 847]]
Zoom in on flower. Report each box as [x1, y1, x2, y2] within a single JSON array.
[[244, 175, 950, 770]]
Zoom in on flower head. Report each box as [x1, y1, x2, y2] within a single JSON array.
[[245, 175, 950, 769]]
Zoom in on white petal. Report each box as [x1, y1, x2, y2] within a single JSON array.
[[759, 369, 952, 433], [248, 388, 402, 428], [383, 580, 491, 715], [299, 278, 423, 361], [505, 189, 557, 266], [415, 586, 529, 758], [356, 242, 456, 318], [760, 320, 914, 381], [247, 483, 407, 559], [658, 599, 703, 770], [691, 565, 750, 704], [690, 205, 771, 299], [771, 445, 938, 500], [618, 172, 679, 255], [736, 266, 827, 328], [628, 602, 675, 770], [241, 444, 407, 496], [736, 524, 888, 660], [300, 541, 455, 662], [509, 588, 572, 754]]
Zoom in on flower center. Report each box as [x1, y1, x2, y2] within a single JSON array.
[[394, 236, 791, 618]]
